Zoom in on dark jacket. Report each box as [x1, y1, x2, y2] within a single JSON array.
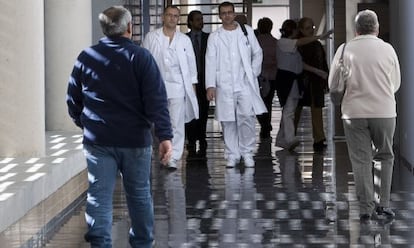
[[298, 40, 329, 107], [186, 31, 209, 95], [66, 36, 172, 147]]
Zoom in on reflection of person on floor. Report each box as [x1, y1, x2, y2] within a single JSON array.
[[206, 1, 266, 168], [221, 167, 263, 244], [357, 220, 391, 246], [66, 6, 172, 247], [184, 159, 212, 243], [328, 10, 400, 223], [276, 150, 301, 192], [164, 171, 187, 247], [142, 5, 199, 170], [311, 152, 325, 190], [185, 10, 210, 159], [274, 19, 332, 151]]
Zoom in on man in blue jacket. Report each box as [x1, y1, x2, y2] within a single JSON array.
[[66, 6, 172, 248]]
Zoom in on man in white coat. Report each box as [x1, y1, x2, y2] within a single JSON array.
[[206, 1, 266, 168], [142, 5, 199, 169]]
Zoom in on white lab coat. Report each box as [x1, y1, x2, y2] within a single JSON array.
[[142, 28, 199, 122], [205, 23, 266, 121]]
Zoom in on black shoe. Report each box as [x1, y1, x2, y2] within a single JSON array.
[[376, 206, 395, 218], [360, 214, 371, 223], [197, 149, 207, 159], [313, 140, 327, 151]]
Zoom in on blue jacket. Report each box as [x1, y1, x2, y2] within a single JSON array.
[[67, 36, 172, 147]]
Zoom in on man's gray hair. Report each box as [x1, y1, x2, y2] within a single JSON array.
[[355, 9, 379, 35], [99, 6, 132, 37]]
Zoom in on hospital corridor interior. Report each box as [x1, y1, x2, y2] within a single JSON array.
[[1, 0, 414, 247]]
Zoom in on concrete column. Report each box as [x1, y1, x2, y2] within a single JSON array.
[[289, 0, 301, 20], [0, 1, 45, 156], [394, 0, 414, 164], [45, 0, 92, 131]]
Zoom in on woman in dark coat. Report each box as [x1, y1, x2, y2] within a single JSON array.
[[294, 17, 329, 151]]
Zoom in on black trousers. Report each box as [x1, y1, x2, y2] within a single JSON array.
[[256, 79, 277, 134], [185, 88, 209, 152]]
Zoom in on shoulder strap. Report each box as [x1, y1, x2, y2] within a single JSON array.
[[340, 43, 347, 60], [240, 23, 248, 37], [239, 24, 250, 46]]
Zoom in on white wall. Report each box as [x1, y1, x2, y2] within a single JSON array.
[[45, 0, 92, 131], [0, 1, 46, 156]]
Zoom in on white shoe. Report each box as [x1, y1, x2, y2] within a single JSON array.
[[226, 158, 238, 168], [243, 155, 255, 167]]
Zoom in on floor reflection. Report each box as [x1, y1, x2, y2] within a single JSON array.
[[42, 104, 414, 247]]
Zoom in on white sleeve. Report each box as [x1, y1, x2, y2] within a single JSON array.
[[278, 38, 298, 53], [205, 34, 217, 89]]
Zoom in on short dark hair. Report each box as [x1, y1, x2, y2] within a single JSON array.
[[218, 1, 234, 14], [279, 19, 297, 38], [187, 10, 202, 29], [257, 17, 273, 34]]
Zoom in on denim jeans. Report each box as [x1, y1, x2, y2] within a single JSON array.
[[83, 144, 154, 248]]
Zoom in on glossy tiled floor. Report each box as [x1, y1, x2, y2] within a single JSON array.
[[43, 100, 414, 248]]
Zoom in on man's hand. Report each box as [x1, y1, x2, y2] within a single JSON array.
[[159, 140, 172, 165], [206, 87, 216, 101]]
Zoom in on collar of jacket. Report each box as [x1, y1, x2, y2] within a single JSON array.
[[99, 36, 133, 45]]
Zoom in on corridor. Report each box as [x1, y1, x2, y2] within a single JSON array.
[[4, 100, 414, 247]]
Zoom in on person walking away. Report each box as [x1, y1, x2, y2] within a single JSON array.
[[142, 5, 199, 169], [328, 9, 400, 223], [66, 6, 173, 247], [255, 17, 278, 139], [205, 1, 266, 168], [275, 19, 332, 150], [295, 17, 330, 151], [185, 10, 210, 159]]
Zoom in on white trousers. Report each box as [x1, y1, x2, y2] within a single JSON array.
[[221, 92, 256, 160], [276, 81, 300, 145], [168, 97, 186, 161]]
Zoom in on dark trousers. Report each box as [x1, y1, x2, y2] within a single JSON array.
[[185, 89, 209, 153], [257, 80, 277, 135]]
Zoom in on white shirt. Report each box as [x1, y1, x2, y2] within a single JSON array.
[[160, 34, 185, 98], [223, 29, 248, 92], [276, 38, 303, 74]]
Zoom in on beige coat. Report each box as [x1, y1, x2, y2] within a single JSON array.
[[328, 35, 400, 119]]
